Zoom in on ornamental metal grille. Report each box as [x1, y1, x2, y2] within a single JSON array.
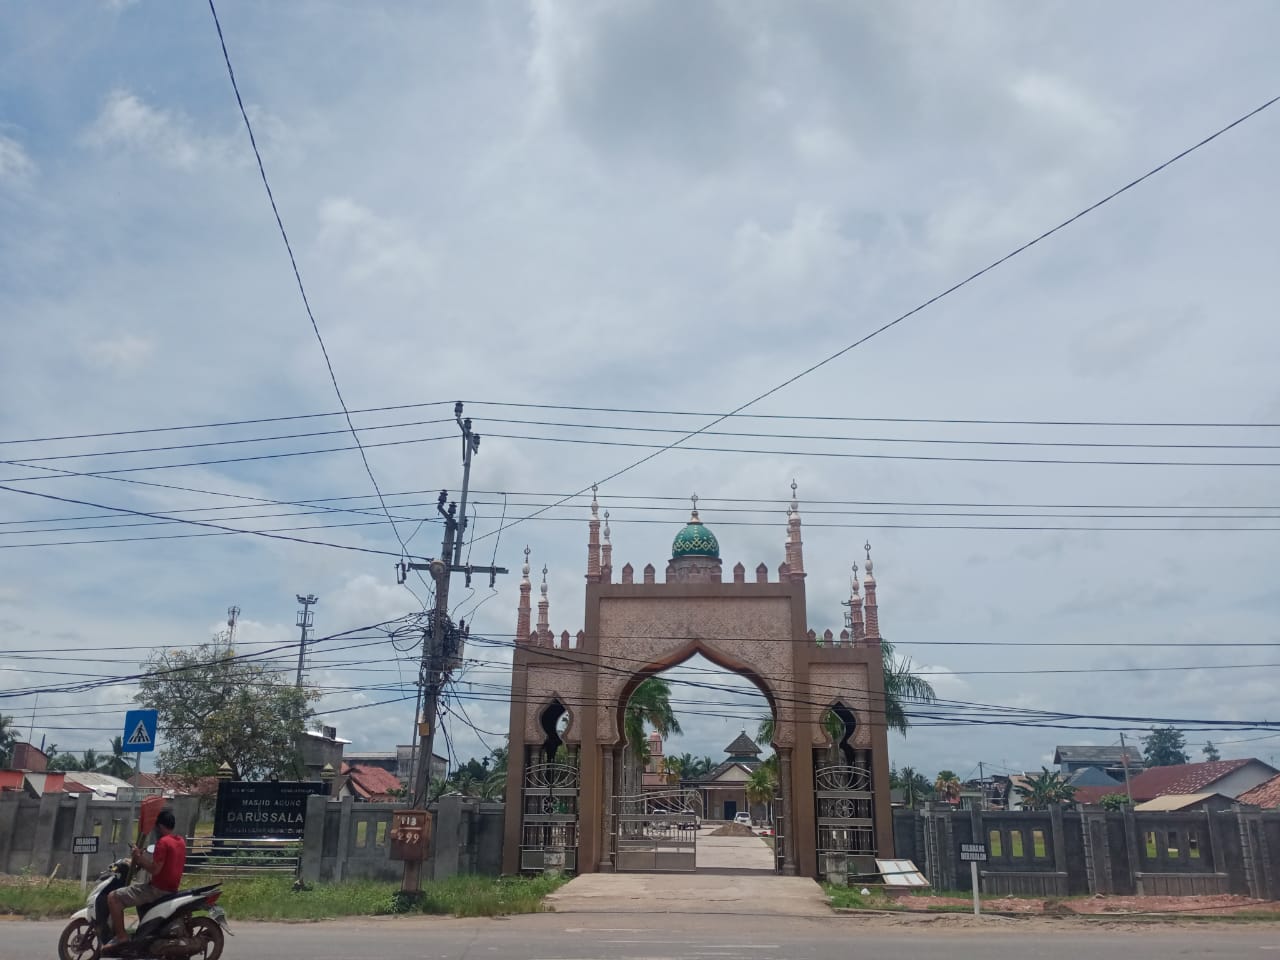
[[814, 763, 876, 878], [520, 761, 580, 874], [614, 787, 702, 872]]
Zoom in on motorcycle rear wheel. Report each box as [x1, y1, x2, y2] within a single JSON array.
[[187, 917, 225, 960], [58, 918, 101, 960]]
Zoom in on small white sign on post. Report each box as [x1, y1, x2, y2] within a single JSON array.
[[959, 843, 987, 915], [72, 836, 98, 892]]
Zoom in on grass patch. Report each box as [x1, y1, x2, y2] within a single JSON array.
[[823, 884, 902, 911], [0, 874, 567, 921]]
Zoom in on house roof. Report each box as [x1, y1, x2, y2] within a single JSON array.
[[1126, 759, 1273, 802], [342, 763, 404, 801], [1068, 766, 1123, 787], [59, 771, 132, 797], [691, 760, 759, 784], [723, 731, 760, 757], [129, 772, 219, 797], [1071, 784, 1131, 806], [1054, 745, 1143, 765], [1134, 792, 1230, 812], [1237, 773, 1280, 809]]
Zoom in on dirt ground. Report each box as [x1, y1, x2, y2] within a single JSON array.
[[892, 892, 1278, 917]]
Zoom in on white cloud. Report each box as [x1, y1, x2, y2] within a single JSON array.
[[315, 198, 436, 292], [82, 334, 155, 372], [83, 89, 211, 169], [0, 133, 35, 182]]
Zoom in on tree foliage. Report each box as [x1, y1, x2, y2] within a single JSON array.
[[1202, 740, 1221, 762], [1142, 726, 1189, 768], [745, 765, 776, 815], [881, 639, 937, 735], [892, 766, 933, 808], [623, 677, 682, 762], [1100, 792, 1131, 811], [1015, 767, 1076, 809], [101, 737, 135, 779], [934, 770, 962, 803], [135, 641, 317, 780], [0, 715, 17, 768]]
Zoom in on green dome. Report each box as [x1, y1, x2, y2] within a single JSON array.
[[672, 518, 720, 559]]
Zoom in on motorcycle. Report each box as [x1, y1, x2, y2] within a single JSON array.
[[58, 857, 230, 960]]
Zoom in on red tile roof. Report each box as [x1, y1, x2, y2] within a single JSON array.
[[342, 763, 404, 801], [1071, 784, 1132, 806], [1237, 772, 1280, 809], [128, 772, 219, 797], [1125, 759, 1260, 802]]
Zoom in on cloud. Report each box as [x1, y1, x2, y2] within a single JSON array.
[[1070, 306, 1201, 378], [82, 334, 155, 372], [82, 90, 213, 169], [0, 134, 36, 182], [315, 198, 436, 292]]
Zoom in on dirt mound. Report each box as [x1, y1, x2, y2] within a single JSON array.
[[709, 822, 756, 837]]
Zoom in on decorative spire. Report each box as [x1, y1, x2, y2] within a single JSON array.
[[516, 546, 532, 643], [785, 479, 806, 580], [586, 484, 602, 583], [862, 543, 880, 642], [847, 561, 865, 642], [690, 492, 701, 523], [601, 509, 613, 583], [537, 564, 551, 644]]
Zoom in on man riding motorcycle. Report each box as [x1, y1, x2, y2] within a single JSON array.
[[104, 808, 187, 952]]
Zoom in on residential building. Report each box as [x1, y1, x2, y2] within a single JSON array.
[[685, 731, 769, 823], [1074, 758, 1278, 806], [1237, 773, 1280, 809], [1054, 744, 1143, 780]]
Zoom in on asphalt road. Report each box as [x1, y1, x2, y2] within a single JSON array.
[[4, 912, 1278, 960]]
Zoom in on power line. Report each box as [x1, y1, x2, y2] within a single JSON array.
[[475, 93, 1280, 544], [206, 0, 420, 570]]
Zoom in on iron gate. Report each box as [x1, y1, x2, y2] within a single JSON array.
[[520, 761, 579, 873], [815, 763, 876, 880], [614, 788, 701, 872]]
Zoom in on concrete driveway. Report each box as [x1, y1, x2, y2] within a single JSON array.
[[695, 832, 775, 871], [544, 872, 831, 916]]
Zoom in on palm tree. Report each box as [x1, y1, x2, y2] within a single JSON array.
[[100, 736, 135, 779], [745, 765, 776, 823], [1014, 767, 1076, 810], [79, 749, 101, 774], [881, 639, 937, 735], [757, 711, 845, 750], [624, 677, 682, 763], [934, 770, 962, 804], [897, 765, 932, 808], [663, 755, 684, 784]]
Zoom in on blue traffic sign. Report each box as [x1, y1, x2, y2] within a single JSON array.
[[122, 709, 158, 753]]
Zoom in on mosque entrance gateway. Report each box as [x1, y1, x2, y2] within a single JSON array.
[[502, 484, 894, 880]]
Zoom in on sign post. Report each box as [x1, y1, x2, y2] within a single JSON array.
[[959, 842, 987, 916], [72, 836, 98, 892], [121, 710, 157, 854]]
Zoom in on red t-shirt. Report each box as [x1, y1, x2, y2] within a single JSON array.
[[150, 833, 186, 892]]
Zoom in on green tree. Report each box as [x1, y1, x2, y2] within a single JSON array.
[[0, 715, 18, 768], [100, 737, 135, 779], [79, 748, 101, 773], [934, 770, 962, 803], [1015, 767, 1076, 810], [136, 640, 316, 780], [1202, 741, 1221, 762], [1142, 726, 1189, 767], [623, 677, 682, 763], [881, 639, 937, 735], [745, 765, 776, 822], [47, 752, 82, 771], [757, 710, 845, 750], [896, 765, 932, 808], [1100, 793, 1131, 811]]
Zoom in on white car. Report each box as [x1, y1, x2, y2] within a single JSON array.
[[733, 812, 752, 827]]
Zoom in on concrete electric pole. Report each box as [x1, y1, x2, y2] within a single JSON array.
[[295, 594, 318, 688], [394, 403, 506, 895]]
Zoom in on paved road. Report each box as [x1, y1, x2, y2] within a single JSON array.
[[5, 912, 1279, 960]]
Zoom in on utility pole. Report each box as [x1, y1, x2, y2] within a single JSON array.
[[978, 761, 985, 810], [394, 402, 506, 896], [1119, 732, 1134, 805], [295, 594, 318, 688]]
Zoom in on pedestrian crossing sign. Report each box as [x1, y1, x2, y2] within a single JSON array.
[[123, 709, 158, 753]]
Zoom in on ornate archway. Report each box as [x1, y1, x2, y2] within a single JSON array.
[[502, 486, 894, 879]]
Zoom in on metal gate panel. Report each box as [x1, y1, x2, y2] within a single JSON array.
[[614, 788, 700, 872], [815, 763, 876, 879], [520, 762, 579, 873]]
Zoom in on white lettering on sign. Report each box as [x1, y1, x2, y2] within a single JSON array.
[[72, 836, 99, 855], [959, 843, 988, 861]]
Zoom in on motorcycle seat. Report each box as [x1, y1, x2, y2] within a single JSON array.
[[138, 883, 221, 915]]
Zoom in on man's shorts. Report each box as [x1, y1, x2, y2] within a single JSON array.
[[113, 881, 169, 908]]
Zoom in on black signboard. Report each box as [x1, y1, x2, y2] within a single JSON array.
[[213, 780, 327, 839], [72, 836, 99, 855], [959, 842, 988, 862]]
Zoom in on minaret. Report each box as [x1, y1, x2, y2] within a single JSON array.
[[516, 546, 532, 643], [537, 564, 551, 646], [785, 480, 806, 581], [586, 484, 602, 583], [601, 510, 613, 584], [847, 562, 865, 643], [862, 542, 880, 642]]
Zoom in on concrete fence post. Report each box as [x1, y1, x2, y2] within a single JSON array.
[[333, 796, 354, 882], [301, 794, 327, 883]]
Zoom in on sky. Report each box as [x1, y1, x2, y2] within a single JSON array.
[[2, 1, 1279, 782]]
